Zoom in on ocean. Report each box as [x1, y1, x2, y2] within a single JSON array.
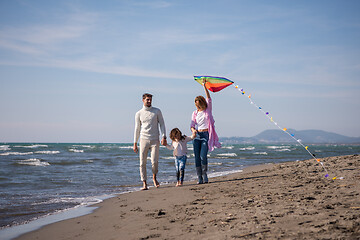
[[0, 142, 359, 234]]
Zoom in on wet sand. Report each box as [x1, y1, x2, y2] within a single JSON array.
[[16, 154, 360, 240]]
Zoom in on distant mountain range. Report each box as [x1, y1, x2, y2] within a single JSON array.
[[220, 129, 360, 144]]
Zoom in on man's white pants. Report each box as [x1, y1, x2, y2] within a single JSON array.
[[139, 139, 160, 181]]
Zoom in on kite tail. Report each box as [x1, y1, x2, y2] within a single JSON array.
[[234, 85, 335, 180]]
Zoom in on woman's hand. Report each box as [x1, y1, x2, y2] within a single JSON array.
[[202, 78, 210, 99]]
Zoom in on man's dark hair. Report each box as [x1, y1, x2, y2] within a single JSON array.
[[142, 93, 153, 99]]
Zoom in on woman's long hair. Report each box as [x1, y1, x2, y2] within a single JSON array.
[[195, 95, 207, 110]]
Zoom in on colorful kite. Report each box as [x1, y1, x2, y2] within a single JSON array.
[[194, 76, 234, 92]]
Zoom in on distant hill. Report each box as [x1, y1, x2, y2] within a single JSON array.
[[220, 129, 360, 144]]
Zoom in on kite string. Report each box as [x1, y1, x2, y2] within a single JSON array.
[[234, 84, 333, 179]]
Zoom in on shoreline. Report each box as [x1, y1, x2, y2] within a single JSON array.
[[4, 154, 360, 239], [0, 165, 249, 240]]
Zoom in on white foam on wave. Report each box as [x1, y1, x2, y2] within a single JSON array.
[[119, 146, 133, 149], [276, 148, 291, 152], [35, 151, 60, 154], [0, 195, 106, 240], [18, 159, 50, 167], [31, 196, 102, 206], [0, 152, 33, 156], [208, 169, 243, 178], [222, 146, 234, 149], [69, 149, 84, 153], [239, 146, 255, 151], [0, 145, 11, 151], [254, 152, 268, 155], [14, 145, 48, 148], [209, 162, 223, 166], [217, 153, 237, 157], [267, 146, 290, 150], [72, 145, 94, 148]]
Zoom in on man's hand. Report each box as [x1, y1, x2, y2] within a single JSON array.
[[161, 137, 167, 146], [133, 143, 138, 153]]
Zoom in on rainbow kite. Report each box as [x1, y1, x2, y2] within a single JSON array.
[[194, 76, 234, 92]]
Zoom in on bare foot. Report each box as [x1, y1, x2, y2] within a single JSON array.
[[152, 174, 160, 188], [141, 181, 148, 190], [153, 179, 160, 188]]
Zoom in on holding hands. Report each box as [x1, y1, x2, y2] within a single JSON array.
[[161, 137, 167, 146]]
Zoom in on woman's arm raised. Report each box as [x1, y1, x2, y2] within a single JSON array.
[[203, 79, 210, 99]]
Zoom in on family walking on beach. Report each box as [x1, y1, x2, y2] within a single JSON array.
[[133, 79, 221, 190]]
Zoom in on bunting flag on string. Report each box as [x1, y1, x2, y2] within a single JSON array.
[[195, 76, 337, 179], [233, 84, 334, 179]]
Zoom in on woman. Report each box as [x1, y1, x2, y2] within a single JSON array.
[[190, 79, 221, 184]]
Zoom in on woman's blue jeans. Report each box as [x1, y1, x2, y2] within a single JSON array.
[[193, 131, 209, 183], [193, 131, 209, 167]]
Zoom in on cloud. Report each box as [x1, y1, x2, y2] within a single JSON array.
[[131, 0, 173, 9], [0, 10, 96, 56], [139, 29, 230, 45]]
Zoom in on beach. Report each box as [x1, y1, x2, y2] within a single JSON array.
[[13, 154, 359, 240]]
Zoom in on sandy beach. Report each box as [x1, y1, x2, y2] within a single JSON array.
[[15, 154, 359, 240]]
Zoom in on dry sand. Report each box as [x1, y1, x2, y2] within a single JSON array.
[[16, 154, 359, 240]]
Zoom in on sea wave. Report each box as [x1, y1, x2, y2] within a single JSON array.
[[0, 152, 33, 156], [222, 146, 234, 149], [275, 148, 291, 152], [0, 145, 11, 151], [239, 146, 255, 151], [69, 149, 84, 153], [14, 145, 48, 148], [208, 169, 243, 178], [118, 146, 133, 150], [209, 162, 223, 165], [267, 146, 290, 150], [217, 153, 237, 157], [72, 145, 94, 148], [31, 196, 102, 206], [17, 159, 50, 167], [34, 151, 60, 155], [254, 152, 268, 155]]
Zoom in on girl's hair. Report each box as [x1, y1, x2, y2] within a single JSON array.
[[169, 128, 186, 141], [195, 95, 207, 110]]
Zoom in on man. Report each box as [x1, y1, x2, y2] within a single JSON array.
[[133, 93, 167, 190]]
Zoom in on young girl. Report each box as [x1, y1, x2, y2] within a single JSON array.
[[166, 128, 196, 186]]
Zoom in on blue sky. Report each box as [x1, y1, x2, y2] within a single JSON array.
[[0, 0, 359, 143]]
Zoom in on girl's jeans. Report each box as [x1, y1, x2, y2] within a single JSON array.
[[193, 131, 209, 167], [175, 155, 187, 172], [175, 155, 187, 181]]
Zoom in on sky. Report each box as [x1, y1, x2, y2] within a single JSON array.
[[0, 0, 359, 143]]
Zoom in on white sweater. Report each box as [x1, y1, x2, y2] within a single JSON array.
[[134, 106, 166, 142], [166, 136, 194, 157]]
